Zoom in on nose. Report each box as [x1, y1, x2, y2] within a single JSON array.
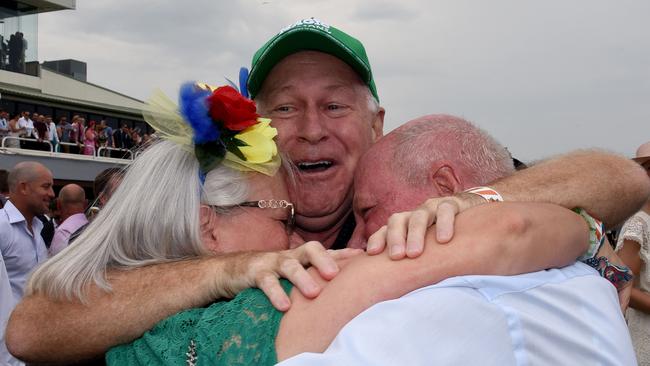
[[297, 105, 327, 144]]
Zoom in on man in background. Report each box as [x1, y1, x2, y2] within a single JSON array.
[[50, 184, 87, 256], [0, 161, 52, 298]]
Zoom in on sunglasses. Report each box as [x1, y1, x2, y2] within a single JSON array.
[[213, 199, 296, 235]]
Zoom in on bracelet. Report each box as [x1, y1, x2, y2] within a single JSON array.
[[464, 187, 503, 202], [583, 256, 634, 291], [572, 208, 605, 261]]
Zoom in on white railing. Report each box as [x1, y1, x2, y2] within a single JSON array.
[[97, 146, 134, 159], [1, 136, 53, 152], [1, 136, 134, 160]]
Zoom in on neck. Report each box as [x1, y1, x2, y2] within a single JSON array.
[[295, 211, 351, 249], [10, 199, 34, 227]]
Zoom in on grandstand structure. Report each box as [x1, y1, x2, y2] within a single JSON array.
[[1, 1, 147, 195]]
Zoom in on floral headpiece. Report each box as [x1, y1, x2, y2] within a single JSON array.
[[142, 82, 280, 176]]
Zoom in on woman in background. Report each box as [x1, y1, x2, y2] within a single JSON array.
[[616, 140, 650, 365], [83, 120, 97, 155]]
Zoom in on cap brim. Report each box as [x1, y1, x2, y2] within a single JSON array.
[[248, 28, 372, 99]]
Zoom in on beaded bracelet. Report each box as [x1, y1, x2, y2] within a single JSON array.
[[583, 256, 634, 291], [572, 208, 605, 261]]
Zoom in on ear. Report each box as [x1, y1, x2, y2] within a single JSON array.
[[199, 205, 220, 251], [370, 107, 385, 142], [429, 161, 463, 196]]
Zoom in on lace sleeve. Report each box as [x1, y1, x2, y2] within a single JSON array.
[[106, 307, 205, 365], [616, 215, 648, 251], [105, 280, 292, 366]]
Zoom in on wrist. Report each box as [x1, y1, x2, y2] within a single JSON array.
[[463, 186, 504, 203]]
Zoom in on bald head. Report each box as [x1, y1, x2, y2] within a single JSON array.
[[386, 114, 514, 187], [59, 184, 85, 205], [352, 115, 514, 241], [58, 184, 87, 220], [8, 162, 52, 194], [7, 161, 54, 219]]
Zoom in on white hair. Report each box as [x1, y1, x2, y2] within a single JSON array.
[[27, 139, 248, 301], [392, 115, 515, 186]]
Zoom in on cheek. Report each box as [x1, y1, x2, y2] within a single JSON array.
[[364, 210, 391, 239]]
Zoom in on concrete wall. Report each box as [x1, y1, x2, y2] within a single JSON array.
[[0, 151, 129, 181]]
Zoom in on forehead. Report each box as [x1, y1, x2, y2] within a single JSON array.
[[260, 51, 366, 98]]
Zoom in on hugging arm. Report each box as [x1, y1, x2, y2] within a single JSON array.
[[6, 244, 356, 364], [276, 202, 588, 360], [374, 150, 650, 257]]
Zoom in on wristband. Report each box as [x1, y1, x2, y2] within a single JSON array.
[[573, 208, 605, 261], [583, 256, 634, 291], [464, 187, 503, 202]]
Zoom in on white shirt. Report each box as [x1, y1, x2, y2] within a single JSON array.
[[17, 117, 33, 138], [0, 250, 24, 366], [47, 122, 58, 142], [0, 201, 48, 299], [278, 262, 636, 366]]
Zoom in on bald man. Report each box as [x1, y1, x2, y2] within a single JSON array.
[[50, 184, 87, 256]]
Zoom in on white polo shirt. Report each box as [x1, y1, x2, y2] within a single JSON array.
[[278, 262, 636, 366]]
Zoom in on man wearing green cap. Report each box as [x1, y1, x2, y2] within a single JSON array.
[[6, 18, 650, 364], [246, 17, 384, 249]]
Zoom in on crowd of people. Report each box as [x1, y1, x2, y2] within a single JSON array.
[[1, 18, 650, 366], [0, 110, 151, 157]]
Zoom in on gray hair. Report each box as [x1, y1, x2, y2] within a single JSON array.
[[391, 115, 514, 187], [7, 161, 50, 193], [27, 139, 248, 301]]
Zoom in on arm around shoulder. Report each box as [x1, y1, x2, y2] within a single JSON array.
[[491, 150, 650, 228]]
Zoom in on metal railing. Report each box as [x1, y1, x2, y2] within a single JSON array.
[[1, 136, 53, 152], [1, 136, 134, 160], [97, 146, 134, 159]]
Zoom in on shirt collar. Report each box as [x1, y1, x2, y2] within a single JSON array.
[[3, 200, 26, 224]]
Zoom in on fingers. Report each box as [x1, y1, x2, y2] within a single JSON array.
[[386, 213, 409, 259], [405, 209, 431, 258], [366, 226, 388, 255], [435, 200, 460, 243], [277, 251, 322, 298], [295, 241, 340, 280], [256, 273, 291, 311], [327, 247, 364, 261]]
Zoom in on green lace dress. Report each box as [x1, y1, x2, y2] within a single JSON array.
[[106, 281, 292, 366]]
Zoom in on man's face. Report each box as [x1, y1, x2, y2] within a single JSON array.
[[23, 167, 55, 216], [257, 51, 384, 232], [350, 142, 435, 245]]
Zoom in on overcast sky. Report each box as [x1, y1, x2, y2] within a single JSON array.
[[37, 0, 649, 162]]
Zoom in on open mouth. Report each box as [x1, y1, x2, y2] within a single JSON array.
[[297, 160, 333, 173]]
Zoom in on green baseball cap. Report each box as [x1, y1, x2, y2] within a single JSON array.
[[247, 18, 379, 101]]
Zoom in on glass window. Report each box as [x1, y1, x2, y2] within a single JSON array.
[[0, 14, 38, 76]]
